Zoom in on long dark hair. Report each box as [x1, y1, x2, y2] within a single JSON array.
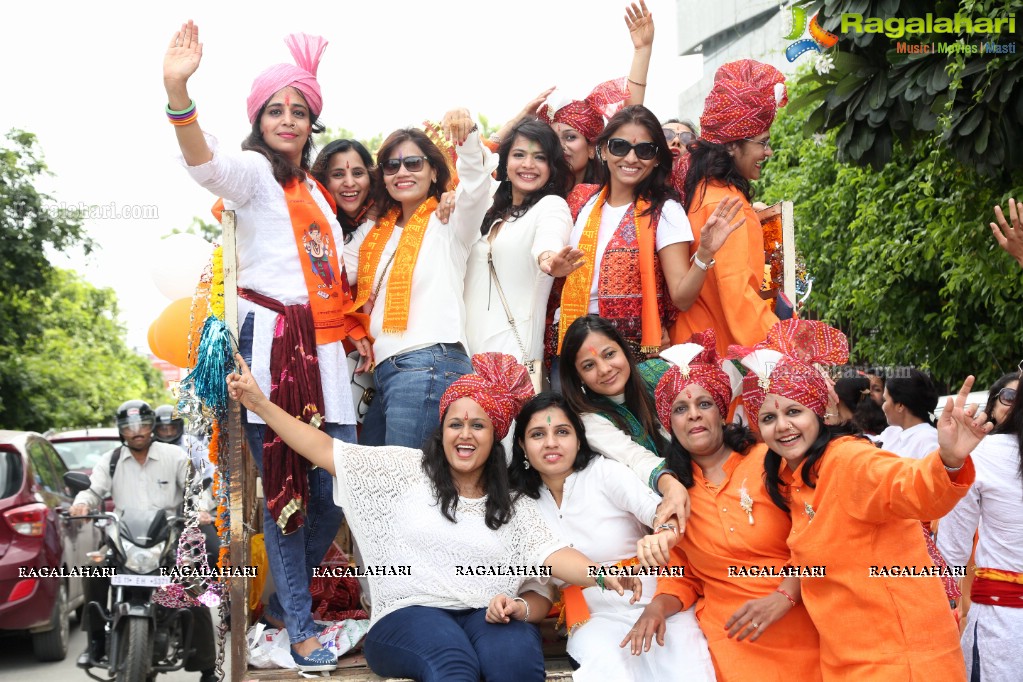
[[242, 100, 324, 186], [984, 372, 1019, 425], [763, 419, 865, 512], [886, 369, 939, 426], [371, 128, 452, 218], [481, 119, 572, 234], [664, 424, 756, 488], [420, 407, 513, 530], [991, 375, 1023, 489], [558, 315, 663, 451], [683, 139, 753, 212], [508, 393, 597, 499], [310, 139, 375, 240], [595, 105, 678, 218]]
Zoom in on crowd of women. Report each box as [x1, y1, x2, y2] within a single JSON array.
[[164, 5, 1022, 681]]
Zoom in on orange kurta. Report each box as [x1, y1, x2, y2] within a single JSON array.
[[785, 437, 973, 680], [657, 446, 821, 682], [671, 180, 778, 354]]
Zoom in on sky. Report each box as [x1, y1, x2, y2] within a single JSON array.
[[1, 0, 701, 356]]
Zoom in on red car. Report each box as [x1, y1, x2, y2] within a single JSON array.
[[0, 431, 100, 661]]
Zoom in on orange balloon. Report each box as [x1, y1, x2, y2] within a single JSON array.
[[151, 297, 195, 368], [147, 319, 161, 358]]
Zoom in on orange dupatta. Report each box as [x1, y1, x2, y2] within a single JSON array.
[[556, 188, 661, 353], [353, 197, 439, 334]]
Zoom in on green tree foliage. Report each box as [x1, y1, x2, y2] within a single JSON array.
[[794, 0, 1022, 175], [758, 71, 1023, 388], [315, 126, 385, 157], [171, 216, 221, 243], [0, 129, 169, 430]]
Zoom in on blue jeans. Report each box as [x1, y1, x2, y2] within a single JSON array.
[[240, 313, 354, 645], [360, 343, 471, 448], [363, 606, 545, 682]]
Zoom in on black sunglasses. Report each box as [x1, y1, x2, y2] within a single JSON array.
[[662, 129, 696, 145], [606, 138, 658, 161], [997, 387, 1018, 407], [382, 155, 429, 175]]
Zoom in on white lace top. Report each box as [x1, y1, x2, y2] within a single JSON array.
[[331, 440, 567, 627]]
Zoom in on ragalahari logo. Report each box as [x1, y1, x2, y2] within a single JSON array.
[[783, 7, 839, 74]]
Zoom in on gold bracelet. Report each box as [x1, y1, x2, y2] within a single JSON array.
[[628, 77, 647, 87]]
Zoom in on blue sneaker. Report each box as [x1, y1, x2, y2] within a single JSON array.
[[292, 646, 337, 672]]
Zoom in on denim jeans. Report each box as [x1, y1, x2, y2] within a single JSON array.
[[363, 606, 545, 682], [240, 312, 354, 645], [360, 343, 471, 448]]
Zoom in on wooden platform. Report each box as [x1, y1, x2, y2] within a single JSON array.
[[244, 653, 575, 681]]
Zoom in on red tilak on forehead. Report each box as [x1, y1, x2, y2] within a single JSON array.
[[284, 93, 291, 107], [685, 389, 692, 400], [463, 411, 469, 421], [588, 346, 599, 357], [774, 399, 781, 410], [345, 160, 350, 169]]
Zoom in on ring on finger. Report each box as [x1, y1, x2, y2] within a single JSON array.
[[751, 622, 759, 629]]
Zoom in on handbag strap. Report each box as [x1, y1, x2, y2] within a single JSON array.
[[487, 247, 530, 364]]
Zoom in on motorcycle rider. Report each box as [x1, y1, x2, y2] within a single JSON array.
[[70, 400, 216, 681]]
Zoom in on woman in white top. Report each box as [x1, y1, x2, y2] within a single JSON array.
[[508, 393, 714, 682], [464, 118, 581, 365], [228, 352, 639, 682], [878, 368, 941, 458], [163, 23, 369, 671], [346, 111, 495, 448], [938, 380, 1023, 681]]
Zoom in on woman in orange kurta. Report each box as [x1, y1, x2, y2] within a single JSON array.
[[670, 59, 786, 354], [734, 320, 988, 680], [625, 332, 821, 681]]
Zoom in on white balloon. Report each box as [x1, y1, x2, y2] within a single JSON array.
[[151, 233, 214, 300]]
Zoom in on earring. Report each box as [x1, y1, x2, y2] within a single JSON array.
[[523, 459, 531, 470]]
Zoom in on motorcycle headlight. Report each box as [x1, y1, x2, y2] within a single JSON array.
[[123, 540, 166, 574]]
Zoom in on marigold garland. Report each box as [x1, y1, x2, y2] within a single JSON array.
[[210, 246, 225, 318]]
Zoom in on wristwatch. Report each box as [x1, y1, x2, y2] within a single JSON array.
[[691, 252, 716, 271]]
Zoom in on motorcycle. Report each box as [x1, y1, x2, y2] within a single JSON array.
[[64, 471, 195, 682]]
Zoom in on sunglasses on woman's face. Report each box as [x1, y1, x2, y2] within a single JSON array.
[[662, 129, 696, 145], [606, 138, 658, 161], [997, 387, 1018, 407], [382, 155, 429, 175]]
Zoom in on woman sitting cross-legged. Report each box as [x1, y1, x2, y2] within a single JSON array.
[[228, 352, 640, 682]]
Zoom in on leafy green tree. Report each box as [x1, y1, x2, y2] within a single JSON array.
[[758, 70, 1023, 387], [170, 216, 220, 243], [315, 126, 385, 157], [794, 0, 1022, 175]]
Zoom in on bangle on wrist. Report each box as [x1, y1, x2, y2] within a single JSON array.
[[513, 596, 530, 621], [628, 77, 647, 87], [691, 252, 715, 271], [775, 587, 798, 607], [655, 523, 679, 538], [596, 574, 606, 591]]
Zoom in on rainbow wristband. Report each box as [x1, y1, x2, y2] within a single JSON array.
[[167, 100, 198, 126]]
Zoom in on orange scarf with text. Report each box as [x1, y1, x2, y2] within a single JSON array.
[[354, 197, 439, 333], [556, 187, 661, 353]]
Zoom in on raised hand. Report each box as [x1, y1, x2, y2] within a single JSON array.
[[991, 198, 1023, 267], [226, 353, 268, 412], [522, 86, 556, 119], [542, 245, 586, 277], [164, 20, 203, 86], [936, 375, 993, 469], [625, 0, 654, 51], [440, 108, 474, 146], [697, 196, 744, 257]]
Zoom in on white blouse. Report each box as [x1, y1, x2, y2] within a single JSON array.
[[463, 195, 572, 361], [331, 440, 567, 627], [345, 130, 498, 363], [878, 422, 938, 459], [183, 134, 355, 425], [581, 395, 666, 492]]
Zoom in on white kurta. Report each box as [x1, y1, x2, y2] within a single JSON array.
[[463, 195, 572, 361], [581, 394, 666, 492], [534, 457, 714, 682], [936, 434, 1023, 682], [183, 134, 356, 425], [878, 422, 938, 459], [330, 440, 566, 628]]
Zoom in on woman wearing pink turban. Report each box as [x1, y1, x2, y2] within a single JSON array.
[[670, 59, 788, 355], [228, 352, 641, 682], [163, 21, 370, 671]]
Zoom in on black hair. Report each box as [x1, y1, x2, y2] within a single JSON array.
[[662, 118, 699, 135], [420, 408, 513, 530], [763, 419, 866, 512], [508, 393, 597, 499], [885, 368, 939, 426], [310, 139, 375, 240], [853, 398, 889, 435], [682, 139, 753, 212], [595, 105, 679, 218], [558, 315, 664, 453], [481, 119, 572, 234], [991, 376, 1023, 491], [371, 128, 452, 218], [242, 99, 325, 186], [664, 424, 757, 488], [984, 372, 1020, 425]]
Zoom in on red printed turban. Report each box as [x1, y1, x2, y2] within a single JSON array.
[[539, 78, 631, 143], [700, 60, 788, 145], [654, 330, 735, 432], [247, 33, 328, 124], [439, 353, 536, 440]]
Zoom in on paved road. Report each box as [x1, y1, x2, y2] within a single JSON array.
[[0, 615, 232, 681]]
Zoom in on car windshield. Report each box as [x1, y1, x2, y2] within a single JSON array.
[[51, 439, 119, 470]]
